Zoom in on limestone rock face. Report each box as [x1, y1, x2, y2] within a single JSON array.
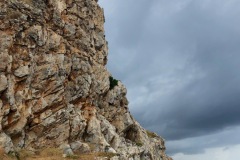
[[0, 0, 172, 159]]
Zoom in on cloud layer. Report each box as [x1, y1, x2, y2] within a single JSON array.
[[99, 0, 240, 158]]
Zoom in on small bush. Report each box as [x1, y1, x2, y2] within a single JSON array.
[[109, 76, 118, 90]]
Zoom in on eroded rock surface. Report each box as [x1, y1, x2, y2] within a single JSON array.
[[0, 0, 172, 159]]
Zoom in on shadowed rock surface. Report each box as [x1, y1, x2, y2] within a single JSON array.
[[0, 0, 172, 159]]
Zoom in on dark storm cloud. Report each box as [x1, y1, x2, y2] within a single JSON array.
[[99, 0, 240, 155]]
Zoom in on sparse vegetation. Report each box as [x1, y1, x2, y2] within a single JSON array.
[[66, 154, 79, 159], [146, 130, 158, 138], [0, 152, 16, 160], [18, 149, 35, 160], [96, 152, 117, 158], [109, 76, 118, 90], [0, 148, 117, 160], [87, 143, 96, 151], [37, 148, 63, 158], [136, 141, 143, 147]]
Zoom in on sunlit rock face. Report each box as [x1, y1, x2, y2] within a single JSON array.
[[0, 0, 172, 159]]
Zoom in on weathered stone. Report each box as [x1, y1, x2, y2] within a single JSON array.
[[95, 32, 105, 50], [0, 100, 3, 131], [70, 141, 90, 153], [0, 132, 14, 153], [0, 31, 13, 53], [60, 144, 73, 157], [14, 66, 30, 77], [0, 0, 172, 159], [0, 54, 10, 72], [0, 75, 7, 92], [51, 0, 67, 13], [105, 146, 117, 154], [64, 23, 76, 38]]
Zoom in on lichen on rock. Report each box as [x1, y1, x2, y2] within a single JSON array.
[[0, 0, 172, 159]]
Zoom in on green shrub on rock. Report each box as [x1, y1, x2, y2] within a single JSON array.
[[109, 76, 118, 90]]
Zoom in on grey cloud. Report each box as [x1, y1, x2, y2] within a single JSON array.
[[166, 126, 240, 155], [99, 0, 240, 155], [133, 56, 240, 140]]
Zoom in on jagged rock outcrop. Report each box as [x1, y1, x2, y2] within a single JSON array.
[[0, 0, 172, 159]]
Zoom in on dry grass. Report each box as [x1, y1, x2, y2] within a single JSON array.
[[0, 147, 4, 156], [37, 148, 63, 157], [23, 148, 66, 160], [0, 147, 117, 160], [0, 152, 16, 160], [0, 147, 17, 160], [78, 152, 117, 160]]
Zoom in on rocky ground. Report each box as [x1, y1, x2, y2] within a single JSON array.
[[0, 0, 172, 159]]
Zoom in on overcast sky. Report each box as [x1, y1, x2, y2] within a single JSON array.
[[98, 0, 240, 159]]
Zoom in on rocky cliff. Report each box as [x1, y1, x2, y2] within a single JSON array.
[[0, 0, 172, 159]]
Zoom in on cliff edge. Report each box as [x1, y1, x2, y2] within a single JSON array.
[[0, 0, 172, 159]]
